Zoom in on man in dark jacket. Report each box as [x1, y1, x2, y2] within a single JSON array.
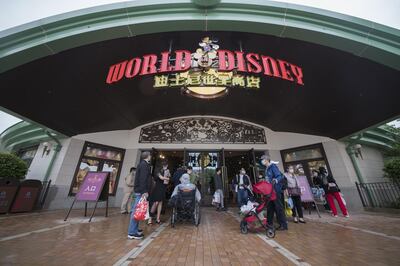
[[128, 151, 152, 240], [233, 168, 251, 208], [261, 155, 288, 231], [172, 166, 186, 187], [214, 168, 226, 211]]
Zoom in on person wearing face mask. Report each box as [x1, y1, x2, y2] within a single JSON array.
[[284, 166, 305, 223], [261, 155, 288, 231], [312, 170, 322, 187], [128, 151, 152, 240], [233, 168, 251, 207]]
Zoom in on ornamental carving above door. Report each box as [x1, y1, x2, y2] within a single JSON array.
[[139, 117, 266, 144]]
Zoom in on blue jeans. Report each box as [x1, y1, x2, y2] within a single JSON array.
[[237, 188, 248, 207], [128, 193, 142, 235]]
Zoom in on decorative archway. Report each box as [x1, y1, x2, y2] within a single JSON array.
[[1, 0, 399, 73]]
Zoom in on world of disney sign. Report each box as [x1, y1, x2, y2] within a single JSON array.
[[106, 37, 304, 99]]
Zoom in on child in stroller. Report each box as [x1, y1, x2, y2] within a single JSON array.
[[240, 180, 276, 238], [169, 174, 201, 227]]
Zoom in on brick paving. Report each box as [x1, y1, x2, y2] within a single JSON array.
[[0, 207, 399, 265]]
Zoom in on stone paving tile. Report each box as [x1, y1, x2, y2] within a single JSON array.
[[130, 208, 292, 266], [308, 211, 400, 237], [0, 208, 153, 265], [272, 213, 400, 266], [1, 207, 400, 266]]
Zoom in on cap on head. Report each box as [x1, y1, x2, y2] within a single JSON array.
[[141, 151, 151, 160], [260, 155, 271, 162]]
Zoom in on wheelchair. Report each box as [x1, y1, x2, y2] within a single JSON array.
[[170, 188, 200, 227]]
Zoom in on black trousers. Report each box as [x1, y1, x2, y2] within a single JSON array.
[[267, 192, 288, 229], [291, 195, 303, 218]]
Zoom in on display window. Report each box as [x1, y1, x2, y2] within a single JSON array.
[[281, 144, 331, 186], [69, 142, 125, 196]]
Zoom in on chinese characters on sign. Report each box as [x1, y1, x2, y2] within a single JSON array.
[[154, 70, 260, 89], [106, 36, 304, 98], [76, 172, 109, 202]]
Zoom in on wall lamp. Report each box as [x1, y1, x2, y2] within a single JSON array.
[[350, 144, 363, 159], [42, 142, 52, 157]]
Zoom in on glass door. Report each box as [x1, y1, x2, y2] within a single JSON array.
[[186, 150, 219, 206], [281, 144, 331, 186]]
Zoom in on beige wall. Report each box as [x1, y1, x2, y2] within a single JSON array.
[[39, 116, 384, 211]]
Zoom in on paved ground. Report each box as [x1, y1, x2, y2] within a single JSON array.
[[0, 207, 399, 265]]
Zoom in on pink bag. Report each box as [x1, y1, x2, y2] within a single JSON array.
[[133, 197, 148, 221]]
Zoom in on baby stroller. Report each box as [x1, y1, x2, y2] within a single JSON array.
[[240, 181, 276, 238], [170, 188, 200, 227]]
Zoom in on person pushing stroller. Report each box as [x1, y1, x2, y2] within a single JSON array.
[[261, 155, 288, 231]]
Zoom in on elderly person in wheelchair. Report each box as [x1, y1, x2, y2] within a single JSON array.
[[169, 173, 201, 227]]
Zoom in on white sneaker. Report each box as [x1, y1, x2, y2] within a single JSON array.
[[332, 214, 338, 218], [345, 214, 350, 218], [128, 233, 143, 240]]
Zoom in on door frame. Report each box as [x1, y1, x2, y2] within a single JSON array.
[[280, 143, 332, 183]]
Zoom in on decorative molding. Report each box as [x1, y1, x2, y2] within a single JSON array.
[[139, 117, 266, 144], [0, 1, 399, 73]]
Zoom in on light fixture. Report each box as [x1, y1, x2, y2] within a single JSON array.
[[42, 142, 52, 157]]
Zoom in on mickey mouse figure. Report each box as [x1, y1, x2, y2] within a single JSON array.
[[192, 37, 220, 68]]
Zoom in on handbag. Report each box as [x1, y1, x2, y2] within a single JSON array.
[[288, 187, 301, 196], [328, 182, 339, 192], [133, 196, 149, 221]]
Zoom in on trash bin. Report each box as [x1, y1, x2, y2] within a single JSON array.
[[10, 179, 42, 213], [0, 178, 20, 214]]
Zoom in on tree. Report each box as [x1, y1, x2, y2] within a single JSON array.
[[383, 158, 400, 182], [0, 152, 28, 179], [382, 123, 400, 181]]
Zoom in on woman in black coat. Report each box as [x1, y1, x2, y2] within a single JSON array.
[[148, 162, 170, 224]]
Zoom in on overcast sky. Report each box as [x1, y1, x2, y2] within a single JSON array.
[[0, 111, 21, 134], [0, 0, 399, 31]]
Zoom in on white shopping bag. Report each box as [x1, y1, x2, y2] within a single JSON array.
[[212, 192, 220, 206], [145, 204, 150, 220]]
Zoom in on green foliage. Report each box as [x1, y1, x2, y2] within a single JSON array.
[[0, 152, 28, 179], [383, 157, 400, 181], [383, 124, 400, 157]]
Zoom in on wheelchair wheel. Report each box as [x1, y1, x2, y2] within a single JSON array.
[[194, 203, 200, 226], [240, 221, 248, 234], [171, 207, 176, 228]]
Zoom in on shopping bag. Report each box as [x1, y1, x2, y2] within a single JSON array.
[[284, 199, 293, 217], [212, 191, 220, 206], [133, 197, 149, 221], [287, 197, 294, 209]]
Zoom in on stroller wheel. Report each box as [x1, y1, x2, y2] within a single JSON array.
[[266, 228, 275, 238], [240, 221, 248, 234]]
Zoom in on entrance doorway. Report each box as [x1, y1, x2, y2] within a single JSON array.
[[143, 149, 268, 206]]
